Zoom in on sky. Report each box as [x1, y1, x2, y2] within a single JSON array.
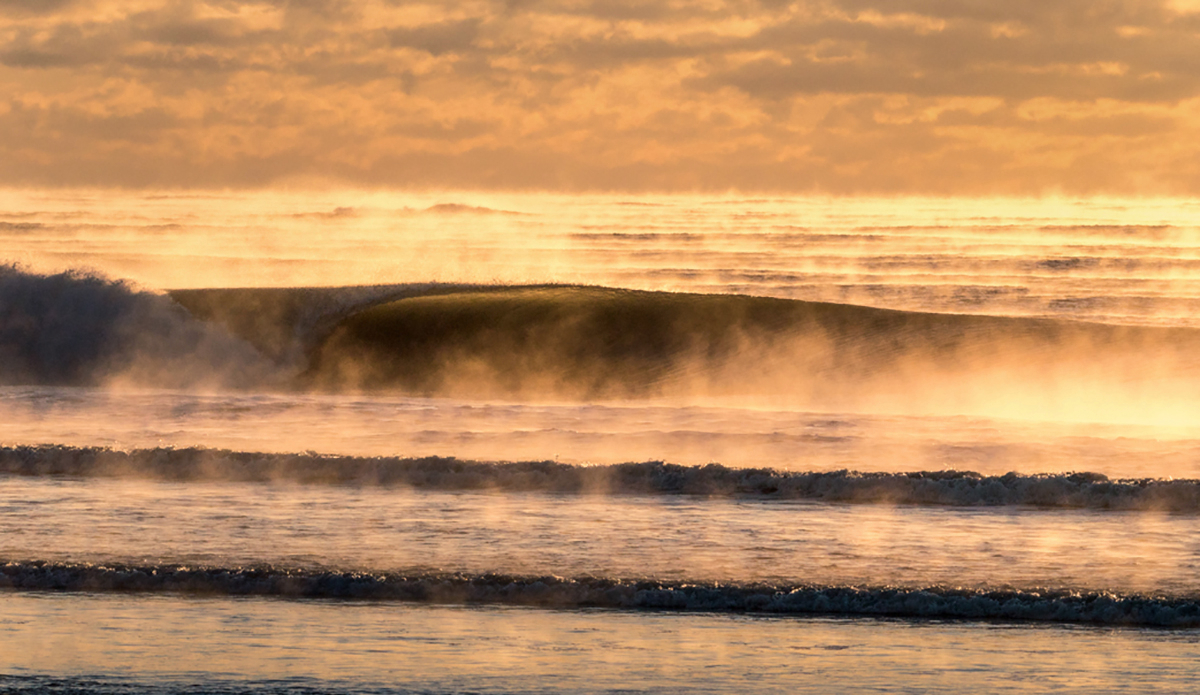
[[2, 0, 1199, 194]]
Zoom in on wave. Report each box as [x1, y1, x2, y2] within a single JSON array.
[[9, 265, 1200, 404], [3, 561, 1197, 627], [0, 266, 278, 389], [5, 444, 1200, 511], [0, 677, 338, 695], [176, 282, 1200, 404], [169, 282, 479, 365], [420, 202, 523, 214]]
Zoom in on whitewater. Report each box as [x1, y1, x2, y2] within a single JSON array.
[[4, 190, 1200, 693]]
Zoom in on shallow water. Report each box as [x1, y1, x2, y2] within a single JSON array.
[[4, 386, 1200, 478], [4, 594, 1200, 694], [3, 475, 1200, 594]]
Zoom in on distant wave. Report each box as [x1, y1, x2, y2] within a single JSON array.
[[421, 203, 524, 214], [5, 445, 1200, 511], [4, 561, 1198, 627], [0, 266, 277, 389]]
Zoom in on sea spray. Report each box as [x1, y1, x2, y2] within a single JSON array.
[[0, 266, 279, 389]]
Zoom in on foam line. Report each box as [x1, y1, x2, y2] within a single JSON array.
[[4, 561, 1197, 627], [4, 444, 1199, 511]]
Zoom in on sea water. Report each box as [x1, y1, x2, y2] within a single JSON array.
[[3, 190, 1200, 692]]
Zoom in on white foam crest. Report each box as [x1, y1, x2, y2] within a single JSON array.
[[0, 266, 279, 389]]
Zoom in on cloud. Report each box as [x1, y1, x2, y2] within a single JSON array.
[[0, 0, 78, 16], [386, 18, 480, 55], [0, 0, 1199, 193]]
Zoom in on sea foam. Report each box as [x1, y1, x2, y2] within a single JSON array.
[[0, 266, 276, 389]]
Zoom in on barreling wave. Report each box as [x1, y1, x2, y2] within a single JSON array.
[[0, 266, 278, 389], [3, 561, 1198, 627], [168, 281, 478, 365], [5, 444, 1200, 511], [10, 265, 1200, 405], [169, 282, 1200, 412]]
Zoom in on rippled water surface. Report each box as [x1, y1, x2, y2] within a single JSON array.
[[5, 386, 1200, 478], [6, 594, 1200, 694], [7, 191, 1200, 327], [4, 475, 1200, 594]]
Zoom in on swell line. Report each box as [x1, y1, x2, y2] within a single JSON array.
[[3, 561, 1198, 628], [4, 444, 1200, 511]]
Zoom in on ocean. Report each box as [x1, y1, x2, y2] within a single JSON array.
[[3, 190, 1200, 692]]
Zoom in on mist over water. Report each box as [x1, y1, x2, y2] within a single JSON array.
[[0, 266, 279, 390], [7, 190, 1200, 324], [9, 190, 1200, 422], [5, 191, 1200, 690], [4, 192, 1200, 485]]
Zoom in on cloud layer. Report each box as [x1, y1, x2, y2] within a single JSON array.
[[2, 0, 1199, 193]]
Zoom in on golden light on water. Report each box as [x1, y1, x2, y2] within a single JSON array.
[[6, 189, 1200, 431], [8, 188, 1200, 289]]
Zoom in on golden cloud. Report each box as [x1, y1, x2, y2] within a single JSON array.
[[0, 0, 1198, 193]]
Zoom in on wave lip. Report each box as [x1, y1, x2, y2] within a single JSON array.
[[4, 561, 1198, 627], [4, 444, 1200, 511]]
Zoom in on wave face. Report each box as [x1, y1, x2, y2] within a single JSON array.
[[173, 284, 1200, 408], [4, 561, 1198, 627], [168, 282, 474, 365], [0, 267, 277, 389], [5, 444, 1200, 511], [7, 269, 1200, 406]]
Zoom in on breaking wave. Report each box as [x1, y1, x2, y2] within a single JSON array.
[[3, 561, 1198, 627], [4, 444, 1200, 511], [173, 282, 1200, 407], [300, 285, 1200, 398], [10, 266, 1200, 405], [0, 266, 278, 389]]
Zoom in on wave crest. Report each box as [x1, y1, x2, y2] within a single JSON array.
[[0, 266, 277, 389], [4, 561, 1197, 627], [4, 444, 1200, 511]]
